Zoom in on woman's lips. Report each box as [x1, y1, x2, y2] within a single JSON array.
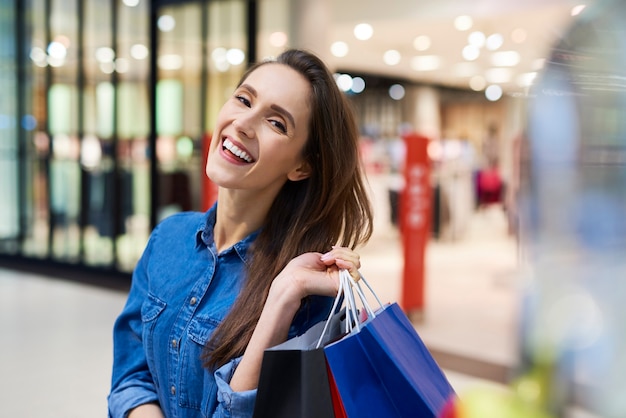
[[222, 138, 254, 163]]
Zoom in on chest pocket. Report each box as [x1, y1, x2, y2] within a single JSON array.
[[178, 314, 221, 413], [140, 293, 167, 388]]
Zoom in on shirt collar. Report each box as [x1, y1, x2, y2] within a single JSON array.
[[196, 203, 260, 264]]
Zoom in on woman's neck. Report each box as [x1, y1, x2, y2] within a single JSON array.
[[213, 189, 271, 253]]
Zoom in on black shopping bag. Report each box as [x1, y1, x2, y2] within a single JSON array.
[[325, 302, 456, 418], [253, 308, 346, 418]]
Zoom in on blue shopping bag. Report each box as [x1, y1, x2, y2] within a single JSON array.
[[325, 302, 456, 418]]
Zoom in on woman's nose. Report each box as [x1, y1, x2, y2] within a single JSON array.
[[232, 117, 255, 139]]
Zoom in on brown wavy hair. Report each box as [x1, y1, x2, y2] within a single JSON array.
[[203, 49, 373, 370]]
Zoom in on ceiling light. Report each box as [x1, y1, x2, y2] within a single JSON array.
[[485, 68, 512, 83], [485, 85, 503, 101], [158, 54, 183, 70], [490, 51, 520, 67], [571, 5, 586, 16], [336, 74, 353, 92], [269, 32, 288, 48], [462, 45, 480, 61], [410, 55, 440, 71], [413, 35, 431, 51], [389, 84, 405, 100], [226, 48, 245, 65], [354, 23, 373, 40], [486, 33, 503, 51], [454, 15, 473, 31], [331, 41, 349, 57], [130, 44, 149, 60], [383, 50, 401, 66], [95, 47, 114, 63], [122, 0, 140, 6], [158, 15, 176, 32], [469, 76, 486, 91], [212, 47, 226, 62], [468, 31, 485, 48], [211, 48, 229, 72], [81, 135, 102, 169], [351, 77, 365, 93], [29, 47, 47, 66], [48, 41, 68, 60], [100, 61, 115, 74]]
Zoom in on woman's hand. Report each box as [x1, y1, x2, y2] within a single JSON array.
[[268, 247, 361, 309], [229, 246, 361, 392]]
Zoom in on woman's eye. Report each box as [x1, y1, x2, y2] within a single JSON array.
[[236, 95, 251, 107], [270, 120, 287, 133]]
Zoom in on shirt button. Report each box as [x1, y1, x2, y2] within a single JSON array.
[[171, 385, 176, 395], [171, 339, 177, 348], [189, 297, 197, 306]]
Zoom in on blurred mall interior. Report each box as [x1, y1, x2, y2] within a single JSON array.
[[1, 0, 625, 416]]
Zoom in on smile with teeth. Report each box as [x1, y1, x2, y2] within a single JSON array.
[[223, 138, 253, 163]]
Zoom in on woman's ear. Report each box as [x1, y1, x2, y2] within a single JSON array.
[[287, 161, 312, 182]]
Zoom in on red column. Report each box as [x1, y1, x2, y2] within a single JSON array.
[[201, 132, 218, 211], [400, 132, 431, 319]]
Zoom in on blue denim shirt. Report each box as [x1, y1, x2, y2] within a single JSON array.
[[108, 204, 333, 418]]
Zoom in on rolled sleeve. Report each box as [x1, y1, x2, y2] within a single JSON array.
[[108, 234, 159, 418], [213, 357, 257, 417], [108, 381, 159, 418]]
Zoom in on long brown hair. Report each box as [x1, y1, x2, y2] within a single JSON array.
[[203, 49, 373, 370]]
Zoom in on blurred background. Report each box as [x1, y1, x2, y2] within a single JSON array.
[[1, 0, 625, 416]]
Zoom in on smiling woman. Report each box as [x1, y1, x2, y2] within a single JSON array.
[[108, 49, 374, 418], [206, 63, 312, 199]]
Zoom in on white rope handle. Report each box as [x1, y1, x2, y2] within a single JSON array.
[[315, 269, 383, 348]]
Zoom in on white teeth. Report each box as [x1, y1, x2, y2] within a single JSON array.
[[223, 138, 253, 163]]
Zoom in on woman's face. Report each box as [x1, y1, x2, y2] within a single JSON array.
[[206, 63, 312, 197]]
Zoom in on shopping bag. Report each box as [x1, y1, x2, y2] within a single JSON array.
[[325, 272, 456, 418], [253, 306, 347, 418]]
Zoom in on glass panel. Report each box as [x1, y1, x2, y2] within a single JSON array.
[[49, 0, 81, 262], [156, 3, 203, 221], [21, 0, 50, 258], [82, 0, 114, 267], [201, 0, 247, 210], [0, 0, 19, 253], [116, 0, 151, 272]]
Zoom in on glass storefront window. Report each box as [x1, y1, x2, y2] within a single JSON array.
[[48, 0, 81, 262], [21, 0, 50, 259], [0, 0, 19, 253], [82, 0, 115, 267], [155, 0, 247, 221], [2, 0, 257, 278], [116, 0, 151, 272]]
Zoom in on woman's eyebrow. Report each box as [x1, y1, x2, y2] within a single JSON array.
[[240, 83, 257, 97], [239, 83, 295, 129], [270, 104, 295, 129]]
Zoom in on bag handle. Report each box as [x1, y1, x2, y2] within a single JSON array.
[[316, 269, 384, 348]]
